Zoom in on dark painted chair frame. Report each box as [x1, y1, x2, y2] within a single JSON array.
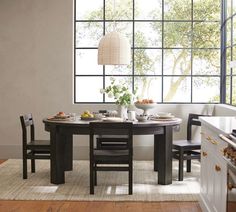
[[20, 114, 51, 179], [89, 122, 133, 195], [172, 113, 206, 181]]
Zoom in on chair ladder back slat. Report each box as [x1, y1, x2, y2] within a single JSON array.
[[187, 113, 204, 140]]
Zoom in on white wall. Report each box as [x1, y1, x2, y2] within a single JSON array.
[[0, 0, 217, 160], [214, 104, 236, 116]]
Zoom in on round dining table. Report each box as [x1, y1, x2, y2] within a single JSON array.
[[43, 117, 182, 185]]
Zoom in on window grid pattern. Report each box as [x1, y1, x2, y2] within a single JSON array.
[[74, 0, 221, 104], [225, 0, 236, 106]]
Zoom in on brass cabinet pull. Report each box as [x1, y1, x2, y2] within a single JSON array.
[[202, 151, 207, 157], [211, 140, 218, 145], [215, 165, 221, 172], [206, 136, 218, 145]]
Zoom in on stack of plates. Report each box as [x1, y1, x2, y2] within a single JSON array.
[[102, 117, 124, 122], [150, 112, 175, 121]]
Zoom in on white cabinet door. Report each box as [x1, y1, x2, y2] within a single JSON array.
[[213, 157, 227, 212], [200, 125, 227, 212]]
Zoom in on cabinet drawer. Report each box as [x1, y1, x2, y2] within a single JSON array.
[[201, 128, 227, 159]]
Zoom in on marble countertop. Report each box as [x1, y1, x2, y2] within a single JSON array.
[[200, 116, 236, 135]]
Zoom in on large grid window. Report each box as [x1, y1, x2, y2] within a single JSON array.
[[225, 0, 236, 106], [74, 0, 221, 103]]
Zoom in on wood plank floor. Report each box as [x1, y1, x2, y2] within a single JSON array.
[[0, 159, 202, 212]]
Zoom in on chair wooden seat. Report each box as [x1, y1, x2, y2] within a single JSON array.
[[20, 114, 51, 179], [94, 149, 129, 156], [27, 140, 50, 149], [173, 140, 201, 148], [89, 122, 133, 195], [172, 113, 208, 181]]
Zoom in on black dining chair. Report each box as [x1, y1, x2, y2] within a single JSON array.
[[89, 122, 133, 195], [96, 110, 128, 150], [172, 113, 207, 181], [20, 114, 51, 179]]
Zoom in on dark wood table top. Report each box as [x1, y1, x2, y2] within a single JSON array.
[[43, 117, 182, 127]]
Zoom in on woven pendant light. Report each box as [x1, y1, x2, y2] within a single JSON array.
[[98, 31, 130, 65], [97, 0, 130, 65]]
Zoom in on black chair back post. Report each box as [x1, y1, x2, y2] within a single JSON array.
[[173, 113, 206, 181], [187, 113, 202, 141], [20, 114, 50, 179], [20, 114, 35, 176], [89, 122, 133, 195]]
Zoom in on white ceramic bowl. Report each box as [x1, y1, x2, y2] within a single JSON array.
[[156, 112, 172, 118], [136, 114, 149, 122], [134, 103, 157, 115]]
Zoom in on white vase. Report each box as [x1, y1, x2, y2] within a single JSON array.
[[117, 105, 128, 120]]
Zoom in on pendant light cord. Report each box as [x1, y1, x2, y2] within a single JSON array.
[[113, 0, 116, 31]]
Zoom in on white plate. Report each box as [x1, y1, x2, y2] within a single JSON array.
[[150, 117, 177, 121], [156, 112, 173, 118], [102, 117, 124, 122]]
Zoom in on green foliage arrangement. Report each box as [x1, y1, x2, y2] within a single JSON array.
[[100, 77, 136, 106]]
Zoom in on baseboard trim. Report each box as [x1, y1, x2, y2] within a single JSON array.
[[0, 145, 154, 160]]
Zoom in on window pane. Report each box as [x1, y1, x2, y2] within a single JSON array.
[[164, 0, 191, 20], [76, 0, 103, 20], [226, 76, 231, 104], [193, 22, 220, 48], [105, 0, 133, 20], [233, 0, 236, 14], [232, 76, 236, 105], [134, 49, 162, 75], [105, 65, 132, 75], [193, 0, 220, 21], [192, 77, 220, 103], [164, 22, 191, 48], [192, 50, 220, 75], [105, 22, 132, 44], [135, 22, 162, 47], [134, 77, 162, 102], [233, 46, 236, 74], [75, 77, 103, 102], [227, 19, 232, 47], [76, 22, 103, 47], [135, 0, 162, 20], [226, 47, 232, 75], [104, 77, 132, 103], [163, 49, 191, 75], [163, 76, 191, 102], [75, 50, 103, 75], [227, 0, 232, 18], [233, 16, 236, 45]]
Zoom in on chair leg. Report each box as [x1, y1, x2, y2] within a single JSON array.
[[31, 159, 35, 173], [178, 149, 184, 181], [94, 163, 97, 186], [23, 157, 27, 179], [129, 162, 133, 195], [90, 162, 94, 194], [187, 152, 191, 172]]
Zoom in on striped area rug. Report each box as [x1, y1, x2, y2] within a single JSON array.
[[0, 159, 200, 201]]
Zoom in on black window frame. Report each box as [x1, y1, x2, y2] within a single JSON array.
[[74, 0, 222, 104]]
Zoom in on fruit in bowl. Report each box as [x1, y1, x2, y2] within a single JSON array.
[[81, 110, 94, 119], [135, 99, 154, 104], [135, 99, 157, 115]]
